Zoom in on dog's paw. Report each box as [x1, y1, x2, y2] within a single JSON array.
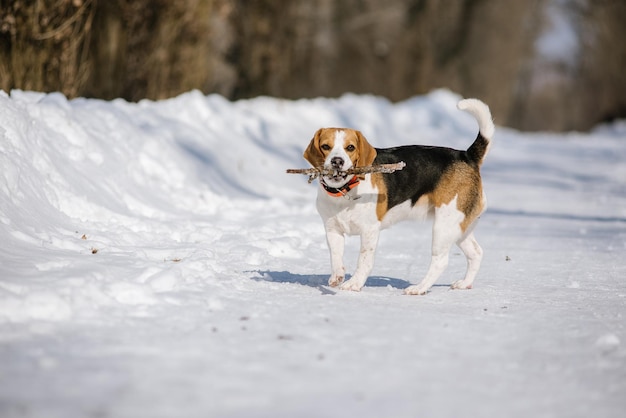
[[328, 274, 344, 287], [404, 284, 429, 295], [339, 278, 364, 292], [450, 280, 473, 290]]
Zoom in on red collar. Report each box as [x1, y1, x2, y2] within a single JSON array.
[[321, 176, 360, 197]]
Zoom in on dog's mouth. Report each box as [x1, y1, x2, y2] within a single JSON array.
[[323, 170, 349, 185]]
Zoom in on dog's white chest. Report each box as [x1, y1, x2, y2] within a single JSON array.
[[316, 188, 379, 236]]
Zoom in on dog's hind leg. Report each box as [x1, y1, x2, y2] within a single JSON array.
[[405, 198, 464, 295], [451, 232, 483, 290]]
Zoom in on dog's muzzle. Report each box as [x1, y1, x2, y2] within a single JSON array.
[[326, 157, 348, 182]]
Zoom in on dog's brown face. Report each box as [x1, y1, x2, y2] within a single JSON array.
[[304, 128, 377, 186]]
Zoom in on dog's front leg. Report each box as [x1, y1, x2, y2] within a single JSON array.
[[340, 228, 380, 292], [326, 229, 346, 287]]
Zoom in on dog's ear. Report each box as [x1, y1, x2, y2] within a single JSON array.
[[356, 130, 377, 167], [303, 128, 325, 167]]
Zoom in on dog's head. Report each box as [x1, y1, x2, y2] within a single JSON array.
[[303, 128, 377, 188]]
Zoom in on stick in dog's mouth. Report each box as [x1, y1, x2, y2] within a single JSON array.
[[286, 161, 406, 183]]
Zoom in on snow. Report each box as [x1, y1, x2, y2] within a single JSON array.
[[1, 88, 625, 417]]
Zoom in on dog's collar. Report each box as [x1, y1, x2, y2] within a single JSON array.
[[321, 176, 360, 198]]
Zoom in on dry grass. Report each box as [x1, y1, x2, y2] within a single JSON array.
[[0, 0, 95, 97]]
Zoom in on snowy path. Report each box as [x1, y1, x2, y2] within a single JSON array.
[[1, 90, 625, 417]]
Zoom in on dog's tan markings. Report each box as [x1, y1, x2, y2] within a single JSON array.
[[355, 131, 377, 170], [318, 129, 337, 155], [341, 130, 358, 164], [430, 163, 484, 232], [372, 172, 388, 221], [303, 128, 324, 167], [304, 128, 338, 167]]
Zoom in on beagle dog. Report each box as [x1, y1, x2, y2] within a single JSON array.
[[303, 99, 494, 295]]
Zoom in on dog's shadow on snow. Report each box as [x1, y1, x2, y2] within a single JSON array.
[[252, 270, 412, 294]]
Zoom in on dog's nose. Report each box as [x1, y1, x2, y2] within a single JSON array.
[[331, 157, 344, 169]]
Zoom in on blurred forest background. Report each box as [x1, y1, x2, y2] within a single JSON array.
[[1, 0, 625, 131]]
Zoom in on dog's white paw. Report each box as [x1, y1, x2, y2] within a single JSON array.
[[328, 274, 344, 287], [339, 278, 364, 292], [404, 284, 429, 295], [450, 280, 473, 290]]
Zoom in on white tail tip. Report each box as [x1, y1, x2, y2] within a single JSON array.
[[458, 98, 495, 139]]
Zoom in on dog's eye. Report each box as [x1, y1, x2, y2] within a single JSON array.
[[346, 145, 356, 152], [321, 144, 331, 151]]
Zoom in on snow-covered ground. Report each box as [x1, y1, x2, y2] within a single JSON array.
[[1, 89, 625, 418]]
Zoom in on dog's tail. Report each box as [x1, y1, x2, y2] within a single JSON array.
[[458, 98, 495, 165]]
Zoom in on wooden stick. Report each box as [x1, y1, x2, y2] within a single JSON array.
[[286, 161, 406, 183]]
